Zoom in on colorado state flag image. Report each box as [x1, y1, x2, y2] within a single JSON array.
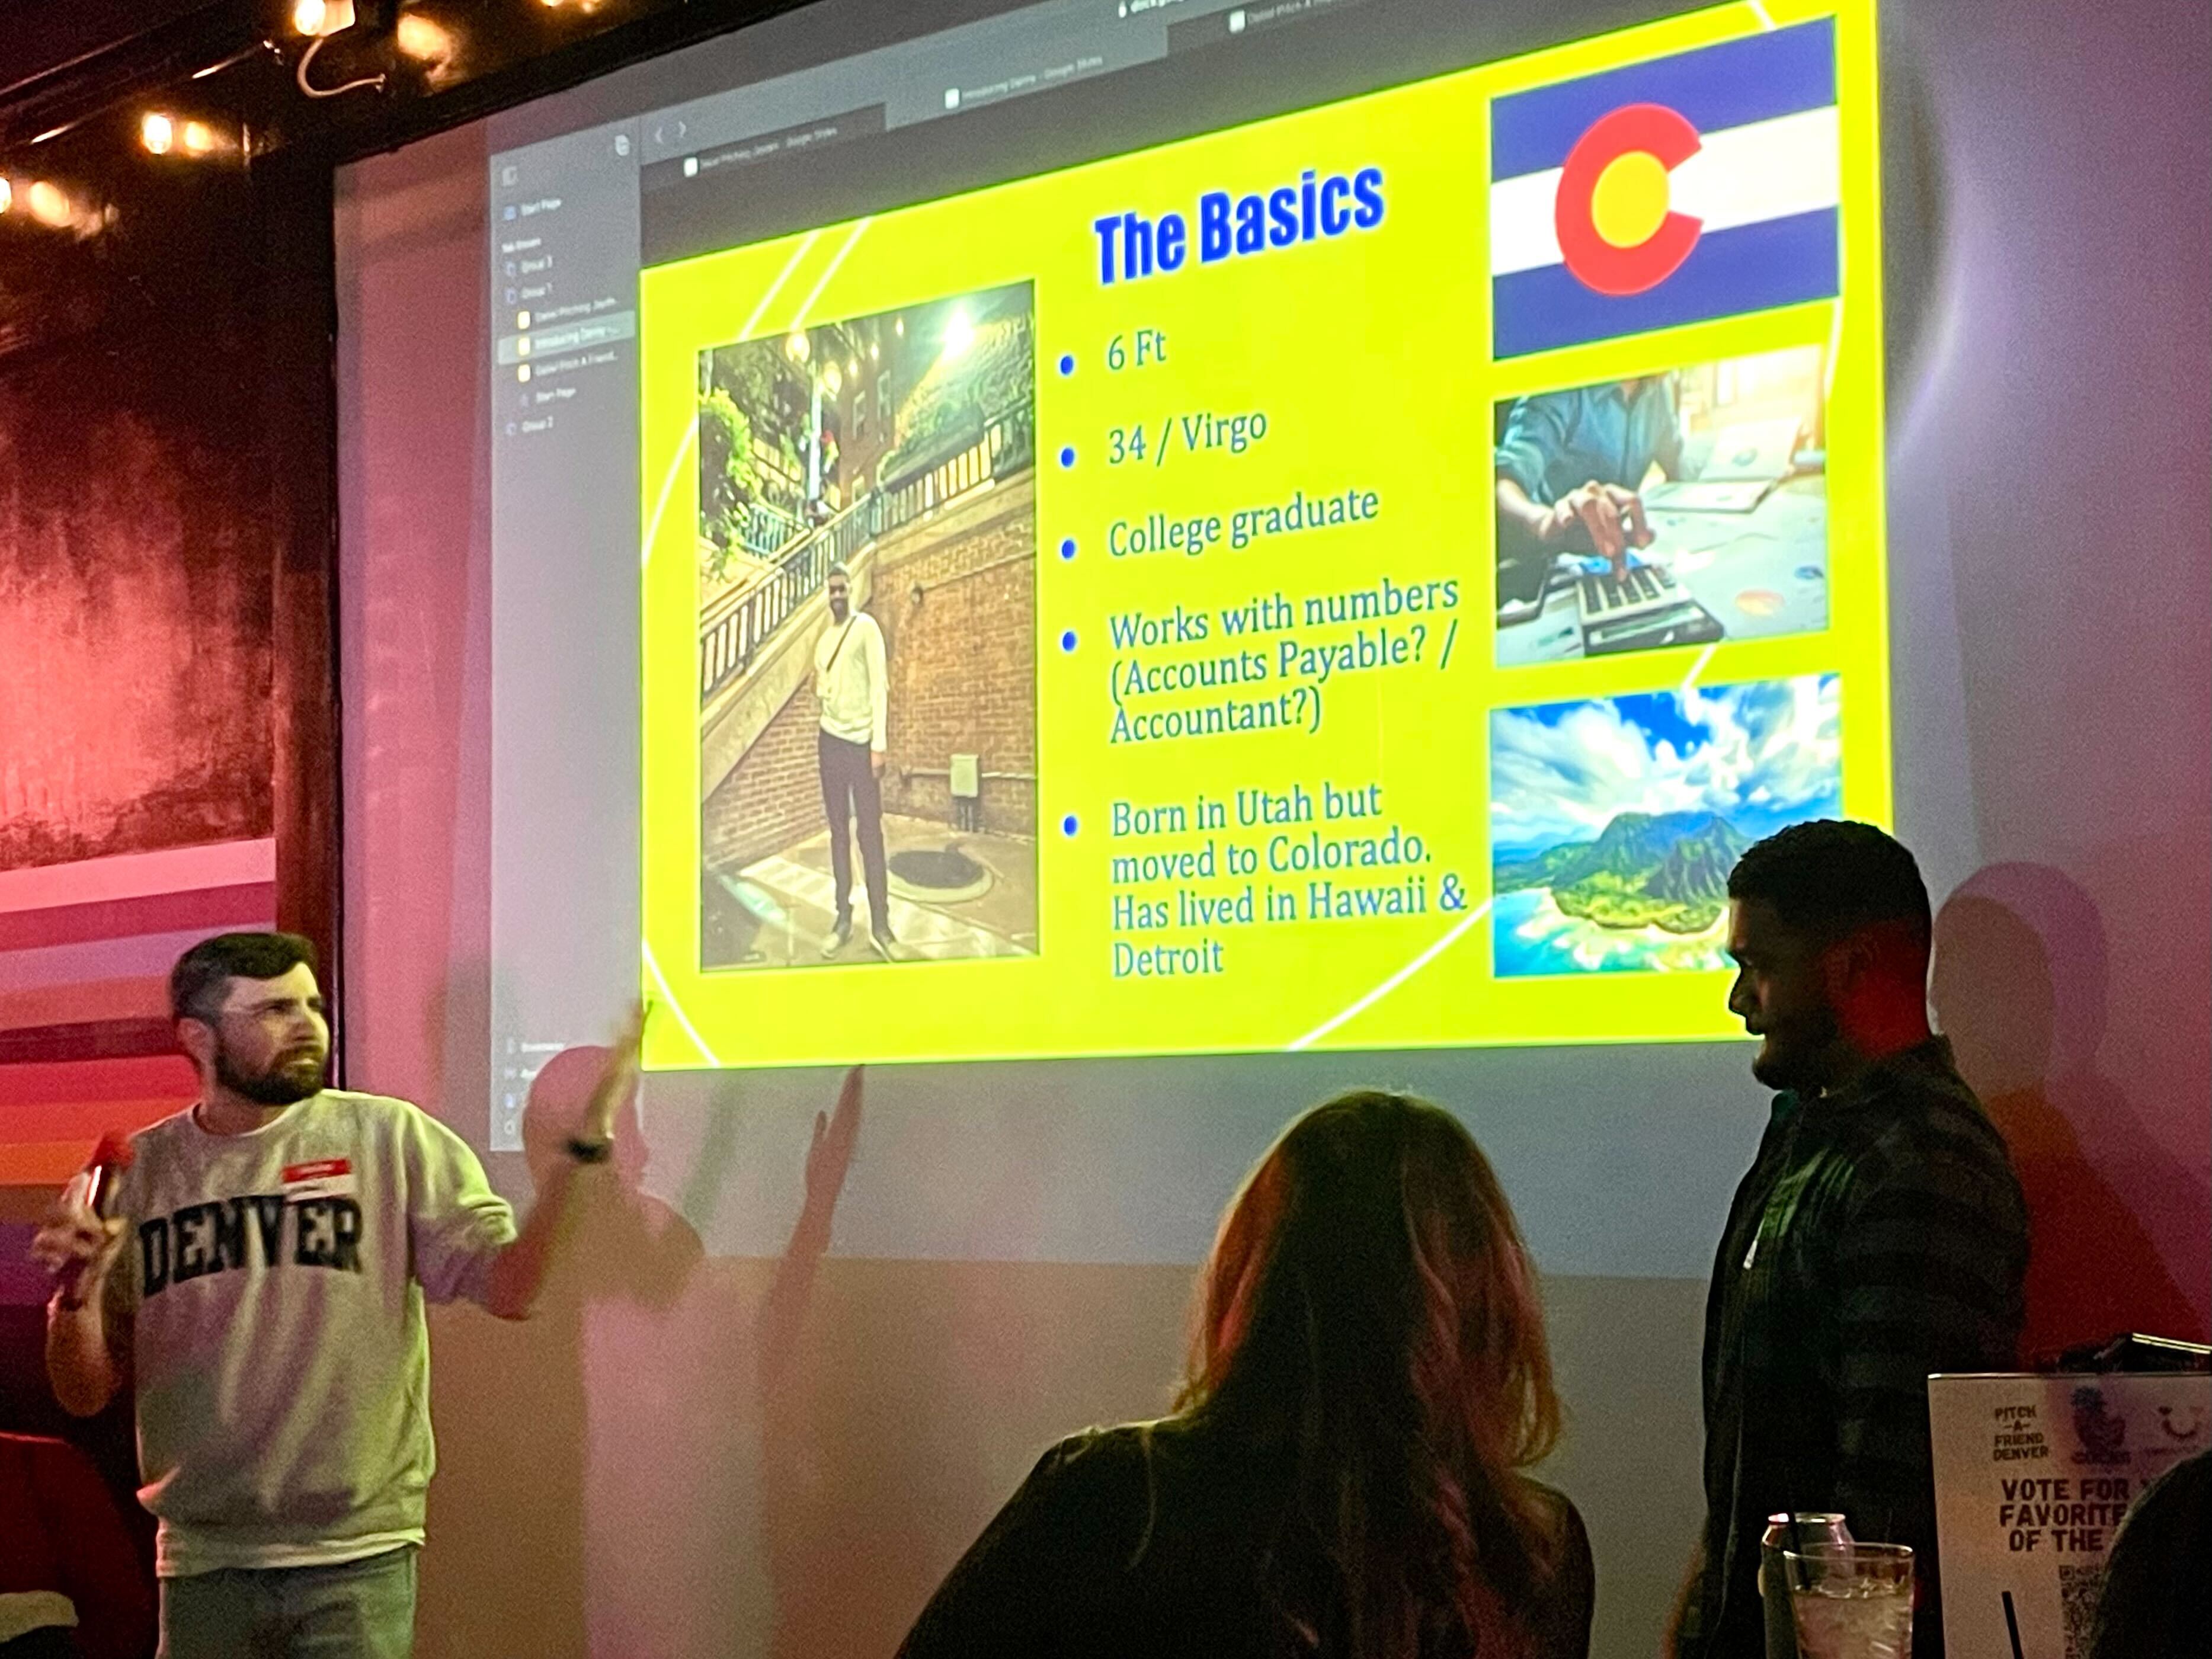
[[1489, 19, 1840, 359]]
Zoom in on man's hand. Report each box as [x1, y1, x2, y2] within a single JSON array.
[[482, 1004, 648, 1321], [1543, 479, 1656, 572], [31, 1173, 125, 1308], [580, 1002, 646, 1146], [870, 749, 886, 779], [38, 1171, 130, 1415]]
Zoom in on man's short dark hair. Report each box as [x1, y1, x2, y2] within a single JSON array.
[[1727, 820, 1932, 948], [171, 932, 319, 1024]]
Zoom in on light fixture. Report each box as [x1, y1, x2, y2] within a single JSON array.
[[823, 362, 843, 396], [181, 120, 216, 156], [0, 177, 11, 216], [942, 307, 975, 358], [26, 181, 73, 228], [141, 113, 175, 155], [786, 330, 809, 362], [395, 12, 456, 65], [293, 0, 386, 98], [292, 0, 357, 36]]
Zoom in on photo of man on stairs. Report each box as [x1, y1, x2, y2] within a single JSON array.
[[814, 562, 894, 959], [696, 283, 1039, 972]]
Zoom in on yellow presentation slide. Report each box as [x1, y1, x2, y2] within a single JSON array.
[[639, 0, 1890, 1070]]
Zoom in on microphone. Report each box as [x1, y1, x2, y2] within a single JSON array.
[[84, 1130, 135, 1221], [50, 1132, 133, 1312]]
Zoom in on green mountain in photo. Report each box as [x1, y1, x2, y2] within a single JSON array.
[[1494, 811, 1752, 934]]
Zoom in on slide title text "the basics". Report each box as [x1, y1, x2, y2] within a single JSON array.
[[1093, 166, 1385, 286]]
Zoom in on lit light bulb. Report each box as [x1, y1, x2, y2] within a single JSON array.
[[0, 177, 12, 216], [26, 181, 72, 227], [395, 13, 455, 62], [141, 113, 175, 155], [942, 308, 975, 358], [786, 330, 809, 362], [824, 362, 843, 396], [292, 0, 357, 36], [181, 121, 215, 155]]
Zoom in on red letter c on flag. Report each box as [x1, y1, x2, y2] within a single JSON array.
[[1554, 103, 1704, 297]]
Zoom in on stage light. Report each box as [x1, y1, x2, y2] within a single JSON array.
[[292, 0, 357, 37], [293, 0, 386, 98], [26, 181, 72, 228], [142, 113, 175, 154], [26, 184, 72, 229], [181, 121, 216, 155], [395, 12, 456, 63]]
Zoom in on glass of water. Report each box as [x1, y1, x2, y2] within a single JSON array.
[[1782, 1543, 1914, 1659]]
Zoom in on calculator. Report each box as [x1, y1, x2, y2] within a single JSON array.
[[1576, 563, 1687, 629]]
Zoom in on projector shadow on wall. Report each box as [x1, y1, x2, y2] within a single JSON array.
[[693, 283, 1040, 973]]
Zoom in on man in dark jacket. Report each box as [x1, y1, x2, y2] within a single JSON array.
[[1669, 821, 2028, 1659]]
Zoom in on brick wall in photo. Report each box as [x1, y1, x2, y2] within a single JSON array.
[[703, 683, 822, 875], [702, 486, 1039, 872], [876, 501, 1036, 838]]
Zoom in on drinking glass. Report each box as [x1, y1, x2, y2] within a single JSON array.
[[1782, 1542, 1913, 1659]]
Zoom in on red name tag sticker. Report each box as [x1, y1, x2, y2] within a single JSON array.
[[281, 1158, 356, 1199]]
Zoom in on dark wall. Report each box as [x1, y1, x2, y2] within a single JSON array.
[[0, 145, 337, 1202], [0, 319, 276, 868]]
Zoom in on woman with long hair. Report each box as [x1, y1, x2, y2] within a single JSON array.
[[897, 1090, 1595, 1659]]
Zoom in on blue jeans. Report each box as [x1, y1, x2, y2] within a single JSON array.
[[159, 1546, 416, 1659]]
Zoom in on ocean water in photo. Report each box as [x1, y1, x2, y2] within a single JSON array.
[[1492, 888, 1733, 976]]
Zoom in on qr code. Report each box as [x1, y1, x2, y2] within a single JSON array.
[[2059, 1562, 2105, 1658]]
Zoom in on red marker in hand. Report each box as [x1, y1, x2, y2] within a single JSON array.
[[33, 1131, 135, 1310]]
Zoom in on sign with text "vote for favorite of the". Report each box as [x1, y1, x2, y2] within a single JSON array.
[[1929, 1371, 2210, 1659]]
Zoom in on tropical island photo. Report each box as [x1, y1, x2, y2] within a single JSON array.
[[1488, 676, 1843, 975]]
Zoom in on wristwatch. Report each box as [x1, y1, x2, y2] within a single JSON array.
[[564, 1136, 612, 1164]]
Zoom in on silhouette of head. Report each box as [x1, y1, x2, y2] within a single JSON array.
[[521, 1045, 647, 1187], [1932, 863, 2109, 1091]]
